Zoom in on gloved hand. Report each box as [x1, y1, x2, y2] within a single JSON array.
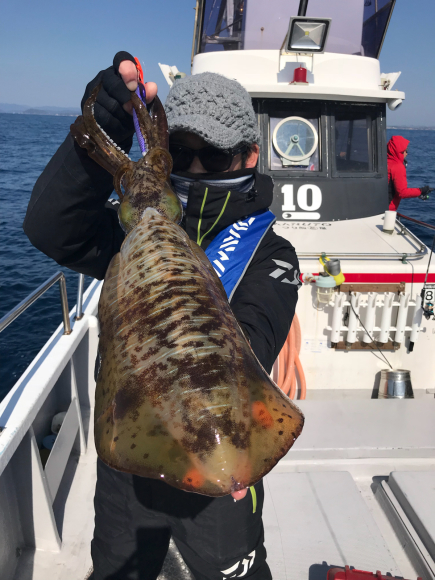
[[80, 51, 157, 148], [419, 185, 432, 200]]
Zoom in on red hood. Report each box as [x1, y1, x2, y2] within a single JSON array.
[[387, 135, 410, 165]]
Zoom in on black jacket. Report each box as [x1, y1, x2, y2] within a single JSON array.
[[24, 134, 300, 373]]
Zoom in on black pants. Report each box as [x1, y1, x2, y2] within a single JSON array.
[[92, 460, 271, 580]]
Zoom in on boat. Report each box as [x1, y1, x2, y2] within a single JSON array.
[[1, 1, 434, 578]]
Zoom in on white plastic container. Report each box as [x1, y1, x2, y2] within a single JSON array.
[[383, 210, 397, 234]]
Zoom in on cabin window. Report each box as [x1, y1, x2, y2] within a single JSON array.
[[195, 0, 395, 58], [362, 0, 395, 58], [334, 113, 372, 172], [199, 0, 246, 52], [268, 104, 321, 172]]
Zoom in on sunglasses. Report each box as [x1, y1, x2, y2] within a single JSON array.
[[169, 143, 247, 173]]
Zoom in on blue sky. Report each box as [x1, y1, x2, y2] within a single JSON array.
[[0, 0, 433, 126]]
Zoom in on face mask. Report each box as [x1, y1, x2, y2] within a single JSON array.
[[172, 167, 256, 181], [171, 169, 256, 208]]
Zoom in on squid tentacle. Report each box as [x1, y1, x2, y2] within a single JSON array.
[[114, 163, 134, 201], [80, 84, 131, 175], [148, 96, 169, 151]]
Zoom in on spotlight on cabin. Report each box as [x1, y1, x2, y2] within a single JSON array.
[[388, 98, 403, 111], [284, 17, 331, 54]]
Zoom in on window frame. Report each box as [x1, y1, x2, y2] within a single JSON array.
[[197, 0, 247, 54], [330, 102, 383, 179], [255, 98, 328, 178]]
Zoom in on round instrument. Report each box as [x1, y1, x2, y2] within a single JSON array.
[[272, 116, 318, 163]]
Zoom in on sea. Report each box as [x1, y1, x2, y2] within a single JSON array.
[[0, 113, 434, 401]]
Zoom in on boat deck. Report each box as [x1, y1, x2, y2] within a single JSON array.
[[264, 471, 399, 580], [274, 214, 428, 268], [11, 399, 434, 580]]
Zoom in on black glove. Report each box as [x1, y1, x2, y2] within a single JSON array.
[[80, 51, 137, 147], [419, 185, 432, 200]]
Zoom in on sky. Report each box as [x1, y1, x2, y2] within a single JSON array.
[[0, 0, 434, 127]]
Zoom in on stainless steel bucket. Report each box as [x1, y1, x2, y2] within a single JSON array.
[[379, 369, 413, 399]]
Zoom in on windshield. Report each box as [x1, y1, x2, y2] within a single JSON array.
[[198, 0, 394, 57], [200, 0, 247, 52], [361, 0, 395, 58]]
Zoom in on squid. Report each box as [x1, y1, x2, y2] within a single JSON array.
[[70, 86, 304, 496]]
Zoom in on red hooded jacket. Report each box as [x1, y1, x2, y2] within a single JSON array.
[[387, 135, 421, 211]]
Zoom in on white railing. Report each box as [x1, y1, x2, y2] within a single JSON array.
[[0, 279, 101, 562], [0, 271, 72, 335]]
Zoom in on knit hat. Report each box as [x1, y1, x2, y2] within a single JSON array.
[[164, 72, 260, 150]]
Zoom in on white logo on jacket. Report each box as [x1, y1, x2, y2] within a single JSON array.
[[269, 259, 301, 286], [221, 550, 256, 578], [212, 217, 256, 278]]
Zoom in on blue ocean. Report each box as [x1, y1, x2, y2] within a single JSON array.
[[0, 113, 434, 400]]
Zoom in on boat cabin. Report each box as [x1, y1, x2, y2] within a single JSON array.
[[189, 0, 403, 221]]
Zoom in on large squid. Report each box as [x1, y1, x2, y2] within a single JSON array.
[[70, 86, 304, 496]]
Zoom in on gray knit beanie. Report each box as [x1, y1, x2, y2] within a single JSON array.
[[164, 72, 260, 150]]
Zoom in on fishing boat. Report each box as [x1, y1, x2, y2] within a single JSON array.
[[1, 1, 434, 578]]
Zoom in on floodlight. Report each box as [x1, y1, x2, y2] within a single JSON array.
[[388, 98, 403, 111], [284, 17, 331, 54]]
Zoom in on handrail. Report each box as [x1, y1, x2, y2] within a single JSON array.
[[397, 213, 435, 232], [0, 272, 72, 335], [297, 251, 422, 259], [75, 274, 85, 321]]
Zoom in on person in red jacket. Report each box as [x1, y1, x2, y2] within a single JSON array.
[[388, 135, 430, 211]]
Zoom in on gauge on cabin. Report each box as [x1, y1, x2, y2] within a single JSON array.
[[272, 116, 318, 167]]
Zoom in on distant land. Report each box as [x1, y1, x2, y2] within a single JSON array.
[[387, 125, 435, 131], [0, 103, 80, 117], [1, 103, 434, 128]]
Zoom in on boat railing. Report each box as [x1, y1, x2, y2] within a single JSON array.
[[0, 271, 73, 335], [76, 273, 85, 320], [0, 277, 101, 560], [397, 213, 435, 233]]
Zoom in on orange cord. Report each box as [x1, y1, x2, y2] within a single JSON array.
[[295, 351, 307, 399], [281, 323, 295, 396], [276, 314, 306, 400], [277, 332, 287, 388], [293, 312, 302, 353]]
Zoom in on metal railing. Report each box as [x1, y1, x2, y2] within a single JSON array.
[[0, 272, 72, 335], [397, 213, 435, 232], [76, 274, 85, 321]]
